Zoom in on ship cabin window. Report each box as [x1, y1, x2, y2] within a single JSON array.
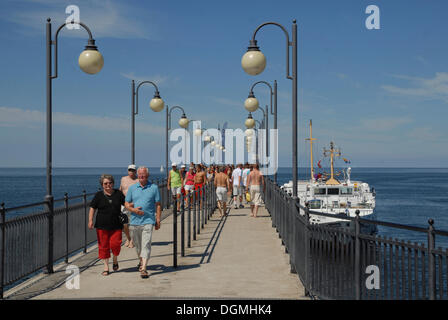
[[309, 200, 322, 209], [340, 187, 353, 195], [327, 188, 339, 195], [314, 188, 326, 195]]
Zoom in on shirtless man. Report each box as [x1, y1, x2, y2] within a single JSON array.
[[194, 165, 207, 208], [119, 164, 138, 247], [214, 167, 231, 217], [246, 164, 265, 217]]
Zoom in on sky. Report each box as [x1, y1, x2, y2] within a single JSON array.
[[0, 0, 447, 168]]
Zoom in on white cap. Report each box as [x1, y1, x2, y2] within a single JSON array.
[[128, 164, 136, 170], [171, 162, 177, 167], [181, 164, 186, 168]]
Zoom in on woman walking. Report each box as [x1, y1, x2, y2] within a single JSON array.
[[88, 174, 125, 276]]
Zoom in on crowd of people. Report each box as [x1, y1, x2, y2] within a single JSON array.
[[88, 162, 265, 279]]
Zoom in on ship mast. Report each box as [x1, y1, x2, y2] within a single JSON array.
[[305, 119, 316, 181], [323, 141, 341, 185]]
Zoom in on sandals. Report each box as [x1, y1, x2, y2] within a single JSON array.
[[113, 263, 119, 271], [140, 270, 149, 279], [101, 270, 110, 276]]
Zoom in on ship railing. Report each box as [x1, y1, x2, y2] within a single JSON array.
[[263, 177, 448, 300], [0, 179, 168, 299]]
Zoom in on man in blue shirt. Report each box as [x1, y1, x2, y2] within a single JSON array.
[[125, 166, 161, 279]]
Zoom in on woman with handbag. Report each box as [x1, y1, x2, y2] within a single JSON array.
[[88, 174, 125, 276]]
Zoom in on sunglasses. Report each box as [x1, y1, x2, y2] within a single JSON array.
[[103, 182, 113, 185]]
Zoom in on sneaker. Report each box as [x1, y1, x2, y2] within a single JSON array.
[[239, 204, 244, 209], [234, 206, 238, 209]]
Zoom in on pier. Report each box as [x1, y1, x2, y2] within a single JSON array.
[[1, 183, 307, 300], [2, 179, 448, 300]]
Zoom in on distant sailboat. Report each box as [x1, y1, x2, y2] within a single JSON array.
[[160, 165, 164, 173]]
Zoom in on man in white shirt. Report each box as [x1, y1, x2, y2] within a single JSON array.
[[241, 163, 251, 205], [231, 163, 244, 209]]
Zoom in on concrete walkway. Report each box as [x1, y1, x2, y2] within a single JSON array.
[[11, 204, 308, 299]]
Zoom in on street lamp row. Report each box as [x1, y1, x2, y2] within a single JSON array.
[[241, 20, 298, 197]]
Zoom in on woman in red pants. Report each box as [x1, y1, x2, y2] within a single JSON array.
[[88, 174, 125, 276]]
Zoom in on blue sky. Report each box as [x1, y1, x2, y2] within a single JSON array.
[[0, 0, 447, 168]]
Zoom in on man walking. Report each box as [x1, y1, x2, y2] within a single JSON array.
[[231, 163, 244, 209], [167, 163, 183, 211], [214, 167, 231, 217], [119, 164, 138, 248], [246, 164, 265, 217], [125, 167, 161, 279], [241, 163, 251, 205]]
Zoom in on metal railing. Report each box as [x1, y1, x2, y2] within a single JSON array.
[[171, 182, 217, 267], [0, 179, 168, 299], [264, 177, 448, 300]]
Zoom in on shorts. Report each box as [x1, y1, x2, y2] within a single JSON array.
[[171, 186, 182, 196], [194, 183, 203, 196], [233, 185, 243, 197], [184, 184, 194, 192], [216, 187, 227, 202], [250, 185, 262, 206]]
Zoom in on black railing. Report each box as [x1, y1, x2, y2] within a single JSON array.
[[171, 183, 217, 267], [0, 179, 168, 299], [264, 177, 448, 300]]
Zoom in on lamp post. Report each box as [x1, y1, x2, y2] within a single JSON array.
[[45, 18, 103, 273], [131, 80, 164, 164], [246, 80, 277, 183], [166, 106, 189, 181], [241, 19, 298, 198]]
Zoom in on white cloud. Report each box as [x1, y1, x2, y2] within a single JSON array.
[[1, 0, 157, 40], [382, 72, 448, 103], [359, 116, 413, 131], [119, 72, 179, 89], [0, 106, 163, 134]]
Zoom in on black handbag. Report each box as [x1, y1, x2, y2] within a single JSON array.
[[119, 212, 129, 224]]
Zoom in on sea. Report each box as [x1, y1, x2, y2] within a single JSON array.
[[1, 167, 448, 248]]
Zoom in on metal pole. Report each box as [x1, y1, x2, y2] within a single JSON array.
[[428, 219, 436, 300], [131, 80, 135, 164], [181, 194, 185, 257], [274, 80, 278, 184], [83, 190, 87, 253], [64, 193, 69, 264], [1, 203, 5, 299], [173, 198, 177, 268], [292, 20, 298, 199], [166, 106, 169, 207], [265, 105, 269, 164], [355, 210, 361, 300], [45, 18, 54, 274]]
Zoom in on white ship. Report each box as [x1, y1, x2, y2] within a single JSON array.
[[281, 121, 377, 234]]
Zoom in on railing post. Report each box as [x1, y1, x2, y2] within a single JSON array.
[[304, 202, 310, 297], [64, 193, 69, 264], [355, 210, 361, 300], [188, 193, 191, 247], [1, 203, 5, 299], [83, 190, 87, 254], [193, 191, 197, 240], [181, 194, 185, 257], [290, 198, 298, 274], [45, 194, 54, 274], [201, 186, 205, 229], [173, 197, 178, 268], [428, 219, 436, 300], [197, 190, 201, 235]]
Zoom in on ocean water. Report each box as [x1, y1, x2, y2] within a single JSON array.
[[1, 167, 448, 247]]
